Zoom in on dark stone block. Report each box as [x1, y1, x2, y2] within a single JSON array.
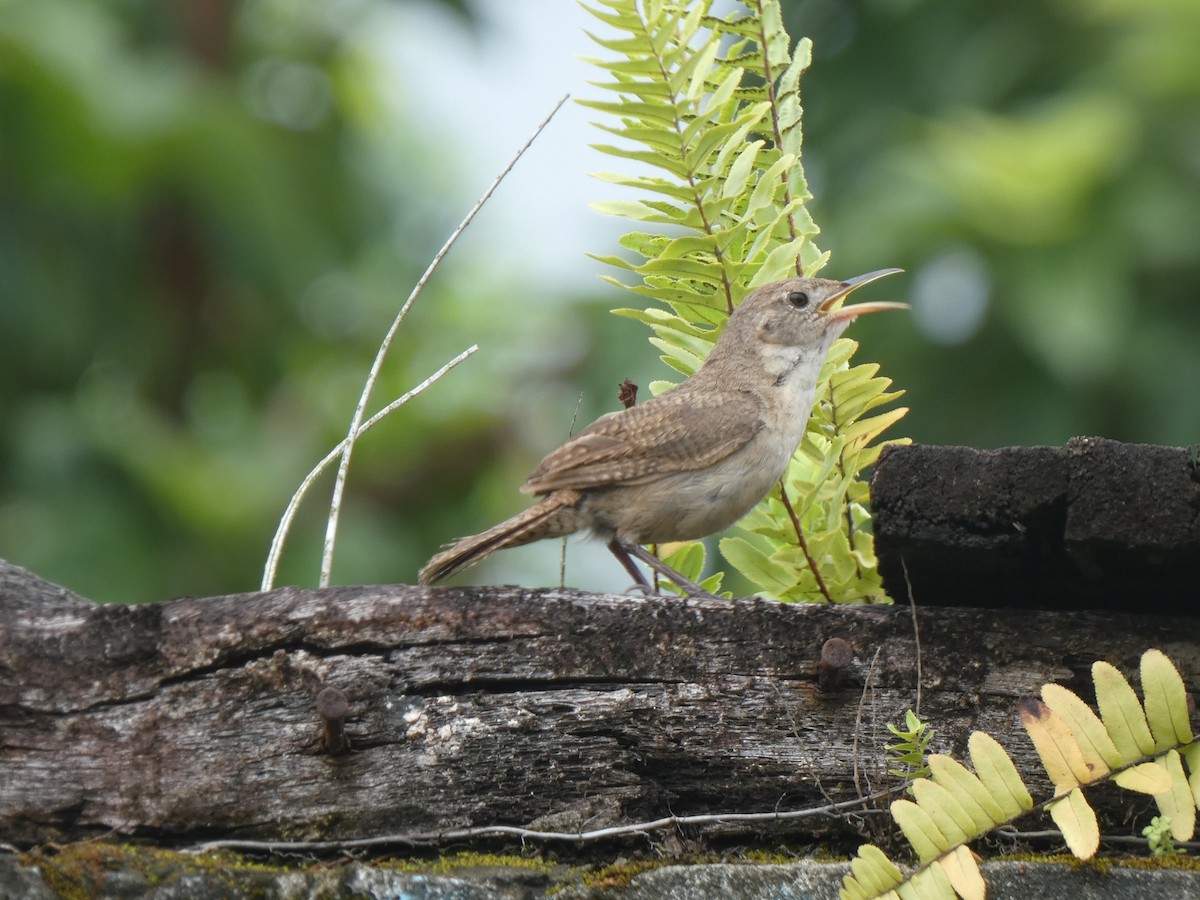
[[871, 438, 1200, 614]]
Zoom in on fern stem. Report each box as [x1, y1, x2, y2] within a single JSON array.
[[827, 387, 870, 589], [778, 481, 833, 602], [637, 2, 736, 313], [884, 741, 1199, 892], [747, 0, 801, 275]]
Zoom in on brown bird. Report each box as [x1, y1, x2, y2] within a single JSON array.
[[420, 269, 906, 594]]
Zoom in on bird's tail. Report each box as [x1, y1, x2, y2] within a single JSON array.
[[418, 490, 585, 585]]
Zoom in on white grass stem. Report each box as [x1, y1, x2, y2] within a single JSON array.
[[311, 93, 568, 588], [261, 345, 477, 591]]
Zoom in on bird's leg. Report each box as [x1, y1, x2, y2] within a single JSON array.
[[608, 539, 718, 599], [606, 538, 653, 590]]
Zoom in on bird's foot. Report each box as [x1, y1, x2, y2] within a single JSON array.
[[608, 539, 722, 601], [662, 582, 722, 602], [623, 581, 719, 601], [623, 582, 655, 596]]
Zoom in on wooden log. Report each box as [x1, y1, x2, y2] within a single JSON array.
[[2, 558, 1196, 847]]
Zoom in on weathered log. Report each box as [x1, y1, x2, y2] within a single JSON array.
[[1, 558, 1196, 848]]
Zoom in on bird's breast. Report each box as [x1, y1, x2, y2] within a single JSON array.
[[761, 371, 821, 458]]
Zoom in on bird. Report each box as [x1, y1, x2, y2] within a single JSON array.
[[419, 268, 907, 594]]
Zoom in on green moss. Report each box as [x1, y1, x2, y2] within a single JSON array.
[[19, 837, 1200, 900], [19, 842, 297, 900], [21, 841, 570, 897], [574, 852, 819, 891], [739, 848, 811, 865], [994, 852, 1200, 873], [1104, 855, 1200, 872], [382, 850, 559, 876], [580, 858, 668, 890]]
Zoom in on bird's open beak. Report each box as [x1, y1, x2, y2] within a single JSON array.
[[820, 268, 909, 320]]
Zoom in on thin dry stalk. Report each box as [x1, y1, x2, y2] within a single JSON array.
[[261, 346, 477, 590], [318, 94, 569, 587]]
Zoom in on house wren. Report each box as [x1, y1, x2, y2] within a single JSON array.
[[419, 268, 907, 594]]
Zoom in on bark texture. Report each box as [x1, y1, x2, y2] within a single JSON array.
[[2, 558, 1196, 846]]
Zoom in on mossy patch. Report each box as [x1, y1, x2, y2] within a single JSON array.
[[382, 849, 561, 876], [19, 842, 293, 900], [580, 858, 669, 890]]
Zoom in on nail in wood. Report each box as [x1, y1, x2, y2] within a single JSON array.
[[317, 686, 350, 755]]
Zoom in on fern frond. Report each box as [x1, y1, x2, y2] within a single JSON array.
[[1040, 682, 1126, 771], [844, 736, 1032, 898], [887, 710, 934, 782], [842, 649, 1200, 900], [582, 0, 822, 309], [1093, 659, 1158, 760], [845, 844, 904, 899], [937, 845, 986, 900], [1144, 815, 1188, 858], [583, 0, 907, 600], [1184, 742, 1200, 808], [1154, 749, 1196, 842], [1019, 697, 1105, 793], [1026, 652, 1198, 844]]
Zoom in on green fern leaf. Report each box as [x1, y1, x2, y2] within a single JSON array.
[[1141, 648, 1194, 749], [844, 844, 904, 899], [718, 534, 795, 596], [855, 650, 1199, 899], [1040, 682, 1125, 771], [1185, 741, 1200, 808], [910, 780, 979, 843], [902, 863, 956, 900], [1112, 761, 1172, 794], [913, 789, 972, 847], [891, 798, 950, 864], [1093, 660, 1157, 762], [658, 540, 703, 582], [968, 732, 1033, 818]]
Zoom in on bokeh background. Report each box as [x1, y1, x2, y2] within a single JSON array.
[[2, 0, 1197, 603]]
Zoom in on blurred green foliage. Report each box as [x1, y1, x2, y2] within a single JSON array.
[[0, 0, 559, 601], [1, 0, 1197, 602], [793, 0, 1200, 446]]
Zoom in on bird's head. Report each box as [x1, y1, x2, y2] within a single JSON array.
[[726, 268, 909, 355]]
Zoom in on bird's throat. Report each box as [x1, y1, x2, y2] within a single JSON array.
[[757, 341, 829, 452], [762, 343, 819, 388]]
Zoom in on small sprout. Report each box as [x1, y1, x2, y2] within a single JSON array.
[[1144, 816, 1186, 858], [887, 709, 934, 784]]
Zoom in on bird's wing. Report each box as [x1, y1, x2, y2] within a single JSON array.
[[522, 389, 764, 494]]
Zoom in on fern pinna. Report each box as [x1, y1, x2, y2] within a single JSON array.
[[581, 0, 908, 601]]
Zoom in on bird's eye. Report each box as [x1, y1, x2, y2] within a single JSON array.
[[787, 290, 809, 308]]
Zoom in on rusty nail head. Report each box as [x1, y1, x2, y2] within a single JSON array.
[[817, 637, 854, 693]]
